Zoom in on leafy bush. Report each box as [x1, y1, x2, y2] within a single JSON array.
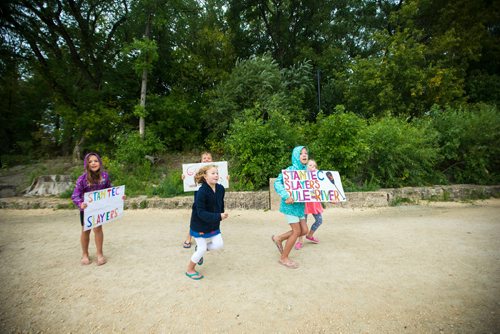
[[105, 141, 162, 197], [105, 159, 154, 196], [223, 109, 303, 190], [59, 186, 74, 199], [308, 109, 369, 183], [104, 142, 185, 197], [429, 104, 500, 184], [152, 170, 185, 198], [113, 131, 164, 167], [361, 117, 441, 188]]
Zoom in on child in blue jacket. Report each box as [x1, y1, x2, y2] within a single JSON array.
[[182, 151, 213, 248], [272, 146, 309, 269], [185, 164, 229, 280]]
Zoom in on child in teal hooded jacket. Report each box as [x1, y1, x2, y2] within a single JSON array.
[[272, 146, 309, 269]]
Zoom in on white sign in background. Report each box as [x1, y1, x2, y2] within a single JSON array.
[[182, 161, 229, 192], [83, 185, 125, 231]]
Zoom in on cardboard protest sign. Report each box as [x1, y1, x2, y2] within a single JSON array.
[[83, 185, 125, 231], [182, 161, 229, 192], [282, 170, 346, 202]]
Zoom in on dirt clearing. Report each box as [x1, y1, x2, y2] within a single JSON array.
[[0, 200, 499, 333]]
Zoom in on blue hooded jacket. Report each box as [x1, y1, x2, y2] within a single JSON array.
[[190, 182, 225, 236], [274, 146, 307, 216]]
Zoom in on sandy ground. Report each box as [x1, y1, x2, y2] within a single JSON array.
[[0, 200, 499, 334]]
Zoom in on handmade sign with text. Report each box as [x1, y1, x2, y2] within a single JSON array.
[[83, 185, 125, 231], [283, 170, 346, 202], [182, 161, 229, 192]]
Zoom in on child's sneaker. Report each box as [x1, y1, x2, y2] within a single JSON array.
[[306, 236, 320, 244], [294, 242, 303, 250]]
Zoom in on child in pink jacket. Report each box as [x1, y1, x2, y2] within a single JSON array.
[[295, 159, 323, 249]]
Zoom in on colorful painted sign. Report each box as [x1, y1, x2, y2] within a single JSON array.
[[182, 161, 229, 192], [282, 170, 346, 202], [83, 185, 125, 231]]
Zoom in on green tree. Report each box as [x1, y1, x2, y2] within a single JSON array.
[[344, 29, 465, 118], [126, 0, 235, 144], [1, 0, 132, 158], [0, 49, 49, 160], [204, 54, 312, 141], [124, 36, 159, 138], [146, 91, 202, 151]]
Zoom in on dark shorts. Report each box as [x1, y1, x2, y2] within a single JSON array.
[[79, 211, 84, 226]]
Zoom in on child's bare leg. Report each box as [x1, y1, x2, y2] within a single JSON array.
[[183, 232, 192, 247], [273, 229, 292, 252], [299, 219, 308, 237], [94, 226, 106, 265], [280, 223, 301, 263], [80, 228, 91, 265], [186, 260, 197, 273], [296, 220, 308, 246], [186, 261, 203, 279], [276, 230, 292, 243]]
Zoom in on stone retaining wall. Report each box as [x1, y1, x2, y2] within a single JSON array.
[[123, 191, 270, 210], [0, 184, 498, 210], [384, 184, 500, 202]]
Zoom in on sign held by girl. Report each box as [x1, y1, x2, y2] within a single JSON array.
[[83, 185, 125, 231], [282, 170, 346, 202]]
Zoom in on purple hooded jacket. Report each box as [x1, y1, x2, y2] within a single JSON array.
[[71, 152, 112, 210]]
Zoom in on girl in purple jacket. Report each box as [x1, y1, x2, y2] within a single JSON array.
[[71, 153, 111, 266]]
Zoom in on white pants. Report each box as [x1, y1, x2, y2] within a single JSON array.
[[191, 234, 224, 264]]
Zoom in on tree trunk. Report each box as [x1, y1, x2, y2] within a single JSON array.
[[72, 137, 84, 163], [139, 68, 147, 139], [139, 14, 152, 139]]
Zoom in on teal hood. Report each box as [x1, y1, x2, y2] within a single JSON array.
[[291, 145, 307, 170]]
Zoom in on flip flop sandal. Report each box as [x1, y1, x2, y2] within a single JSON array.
[[183, 241, 192, 248], [185, 271, 204, 280], [278, 260, 299, 269]]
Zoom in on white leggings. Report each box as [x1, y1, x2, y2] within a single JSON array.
[[191, 234, 224, 264]]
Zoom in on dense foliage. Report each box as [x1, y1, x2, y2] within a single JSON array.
[[1, 0, 499, 193]]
